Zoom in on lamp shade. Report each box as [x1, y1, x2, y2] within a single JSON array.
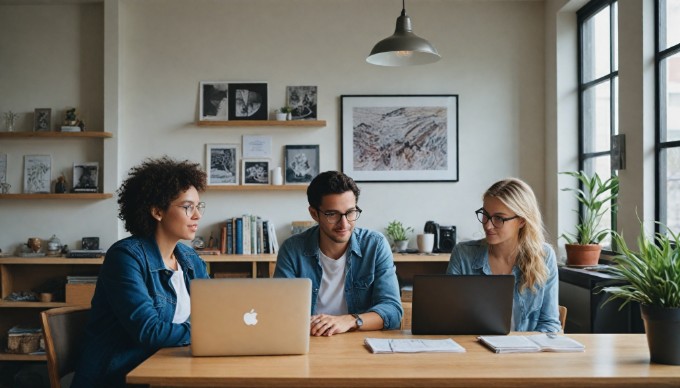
[[366, 8, 440, 66]]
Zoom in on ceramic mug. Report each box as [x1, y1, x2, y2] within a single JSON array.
[[416, 233, 435, 254]]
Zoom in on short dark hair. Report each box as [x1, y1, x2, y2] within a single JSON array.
[[306, 171, 360, 209], [117, 156, 207, 237]]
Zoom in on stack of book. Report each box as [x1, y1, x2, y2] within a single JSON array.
[[219, 215, 279, 255]]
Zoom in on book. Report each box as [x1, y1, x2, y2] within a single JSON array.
[[364, 338, 465, 354], [220, 223, 227, 254], [226, 219, 233, 254], [477, 334, 585, 353], [235, 218, 243, 254]]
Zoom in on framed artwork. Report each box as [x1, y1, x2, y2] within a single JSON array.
[[206, 143, 239, 185], [34, 108, 51, 131], [0, 153, 6, 183], [242, 135, 272, 158], [287, 85, 317, 120], [241, 159, 271, 185], [23, 155, 51, 193], [341, 95, 459, 182], [199, 81, 229, 121], [72, 162, 99, 192], [284, 145, 320, 185], [228, 82, 268, 121]]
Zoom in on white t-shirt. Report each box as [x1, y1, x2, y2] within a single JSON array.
[[169, 263, 191, 324], [315, 250, 348, 315]]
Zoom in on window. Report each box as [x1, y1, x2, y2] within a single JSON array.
[[577, 0, 618, 247], [656, 0, 680, 234]]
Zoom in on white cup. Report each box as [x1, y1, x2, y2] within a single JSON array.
[[417, 233, 435, 253]]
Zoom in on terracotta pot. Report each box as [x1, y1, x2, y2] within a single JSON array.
[[565, 243, 601, 266], [640, 305, 680, 365]]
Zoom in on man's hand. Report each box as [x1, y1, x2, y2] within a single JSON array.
[[309, 314, 355, 336]]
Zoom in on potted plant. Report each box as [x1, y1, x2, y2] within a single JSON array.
[[280, 106, 293, 121], [386, 220, 413, 252], [600, 224, 680, 365], [560, 171, 619, 266]]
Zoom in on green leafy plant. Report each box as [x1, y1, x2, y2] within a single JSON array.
[[385, 221, 413, 242], [600, 224, 680, 308], [280, 106, 293, 114], [560, 171, 619, 245]]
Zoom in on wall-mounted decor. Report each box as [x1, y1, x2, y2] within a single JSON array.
[[34, 108, 51, 131], [199, 81, 229, 121], [206, 143, 239, 185], [242, 159, 271, 185], [23, 155, 51, 193], [72, 162, 99, 192], [228, 82, 268, 121], [0, 153, 6, 183], [284, 145, 319, 185], [341, 95, 458, 182], [287, 86, 317, 120], [242, 135, 272, 158]]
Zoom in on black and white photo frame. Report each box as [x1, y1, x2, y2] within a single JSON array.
[[228, 82, 268, 121], [241, 159, 271, 185], [34, 108, 51, 131], [23, 155, 52, 193], [287, 86, 317, 120], [72, 162, 99, 192], [206, 143, 239, 185], [199, 81, 229, 121], [284, 145, 319, 185]]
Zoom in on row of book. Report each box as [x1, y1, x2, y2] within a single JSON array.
[[219, 215, 279, 255]]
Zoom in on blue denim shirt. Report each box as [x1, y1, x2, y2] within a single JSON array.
[[274, 226, 403, 330], [71, 236, 209, 388], [446, 239, 561, 333]]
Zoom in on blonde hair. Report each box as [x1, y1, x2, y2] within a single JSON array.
[[484, 178, 549, 293]]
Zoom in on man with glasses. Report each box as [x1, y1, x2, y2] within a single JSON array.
[[274, 171, 403, 336]]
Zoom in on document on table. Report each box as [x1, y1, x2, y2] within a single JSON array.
[[364, 338, 466, 354], [477, 334, 585, 353]]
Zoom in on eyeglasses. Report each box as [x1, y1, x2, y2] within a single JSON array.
[[317, 207, 362, 224], [176, 202, 206, 217], [475, 208, 519, 228]]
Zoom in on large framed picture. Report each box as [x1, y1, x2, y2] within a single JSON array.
[[284, 145, 319, 185], [228, 82, 268, 121], [341, 95, 459, 182], [34, 108, 51, 132], [72, 162, 99, 192], [206, 143, 239, 185], [287, 85, 317, 120], [23, 155, 51, 193], [241, 159, 271, 185], [199, 81, 229, 121]]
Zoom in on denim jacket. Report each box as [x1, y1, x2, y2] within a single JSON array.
[[72, 236, 209, 388], [274, 226, 403, 330], [446, 239, 561, 333]]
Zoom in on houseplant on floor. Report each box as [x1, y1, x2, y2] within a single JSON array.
[[560, 171, 619, 266], [600, 224, 680, 365], [386, 221, 413, 252]]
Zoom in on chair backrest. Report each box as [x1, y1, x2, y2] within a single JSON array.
[[558, 305, 568, 331], [40, 306, 91, 388]]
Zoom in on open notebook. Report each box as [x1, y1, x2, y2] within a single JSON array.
[[478, 334, 585, 353]]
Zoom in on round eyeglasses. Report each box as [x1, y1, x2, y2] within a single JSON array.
[[176, 202, 206, 217], [317, 207, 362, 224], [475, 208, 519, 228]]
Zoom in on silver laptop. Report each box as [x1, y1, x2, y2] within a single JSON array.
[[411, 275, 514, 335], [190, 278, 311, 356]]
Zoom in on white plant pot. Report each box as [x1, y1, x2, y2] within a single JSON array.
[[275, 113, 287, 121]]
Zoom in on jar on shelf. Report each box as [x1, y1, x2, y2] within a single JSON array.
[[47, 234, 62, 257]]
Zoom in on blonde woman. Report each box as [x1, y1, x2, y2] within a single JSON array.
[[446, 178, 561, 332]]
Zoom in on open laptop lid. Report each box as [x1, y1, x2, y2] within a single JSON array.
[[411, 274, 514, 335], [190, 278, 311, 356]]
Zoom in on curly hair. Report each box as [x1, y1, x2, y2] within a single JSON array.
[[307, 171, 360, 209], [117, 156, 207, 237], [484, 178, 549, 293]]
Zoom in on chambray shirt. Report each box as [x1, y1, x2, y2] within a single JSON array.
[[446, 239, 561, 333], [72, 236, 209, 388], [274, 226, 403, 330]]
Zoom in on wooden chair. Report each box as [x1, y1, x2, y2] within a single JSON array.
[[40, 306, 91, 388], [559, 305, 568, 331]]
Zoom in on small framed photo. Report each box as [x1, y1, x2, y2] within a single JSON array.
[[23, 155, 52, 193], [72, 162, 99, 192], [206, 143, 239, 185], [287, 86, 317, 120], [0, 153, 7, 183], [228, 82, 268, 121], [34, 108, 51, 131], [242, 159, 271, 185], [199, 81, 229, 121], [284, 145, 320, 185]]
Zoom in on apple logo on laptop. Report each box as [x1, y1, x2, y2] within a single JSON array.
[[243, 309, 258, 326]]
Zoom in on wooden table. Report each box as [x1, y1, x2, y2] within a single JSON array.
[[127, 331, 680, 387]]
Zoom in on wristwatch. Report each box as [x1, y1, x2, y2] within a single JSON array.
[[352, 313, 363, 331]]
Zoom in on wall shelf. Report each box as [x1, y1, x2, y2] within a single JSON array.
[[205, 185, 306, 192], [0, 193, 113, 200], [0, 131, 112, 139], [196, 120, 326, 127]]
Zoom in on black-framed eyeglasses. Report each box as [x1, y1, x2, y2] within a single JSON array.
[[176, 202, 206, 217], [475, 208, 519, 228], [317, 207, 362, 224]]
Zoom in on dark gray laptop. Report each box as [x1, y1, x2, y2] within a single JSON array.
[[411, 275, 514, 335]]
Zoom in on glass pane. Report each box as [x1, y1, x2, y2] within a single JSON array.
[[662, 147, 680, 233], [612, 1, 618, 71], [582, 6, 611, 82], [582, 81, 612, 153], [584, 156, 614, 248], [662, 0, 680, 50], [661, 53, 680, 142]]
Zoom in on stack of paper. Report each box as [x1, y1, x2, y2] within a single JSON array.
[[364, 338, 466, 354], [477, 334, 585, 353]]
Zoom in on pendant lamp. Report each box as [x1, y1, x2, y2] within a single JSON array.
[[366, 0, 440, 66]]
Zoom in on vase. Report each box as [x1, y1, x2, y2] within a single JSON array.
[[272, 167, 283, 185], [286, 112, 292, 120], [640, 305, 680, 365]]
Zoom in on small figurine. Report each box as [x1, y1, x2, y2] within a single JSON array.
[[208, 232, 215, 249], [61, 108, 85, 132], [54, 175, 67, 193]]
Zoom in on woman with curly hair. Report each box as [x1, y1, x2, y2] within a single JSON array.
[[446, 178, 561, 332], [72, 156, 210, 387]]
